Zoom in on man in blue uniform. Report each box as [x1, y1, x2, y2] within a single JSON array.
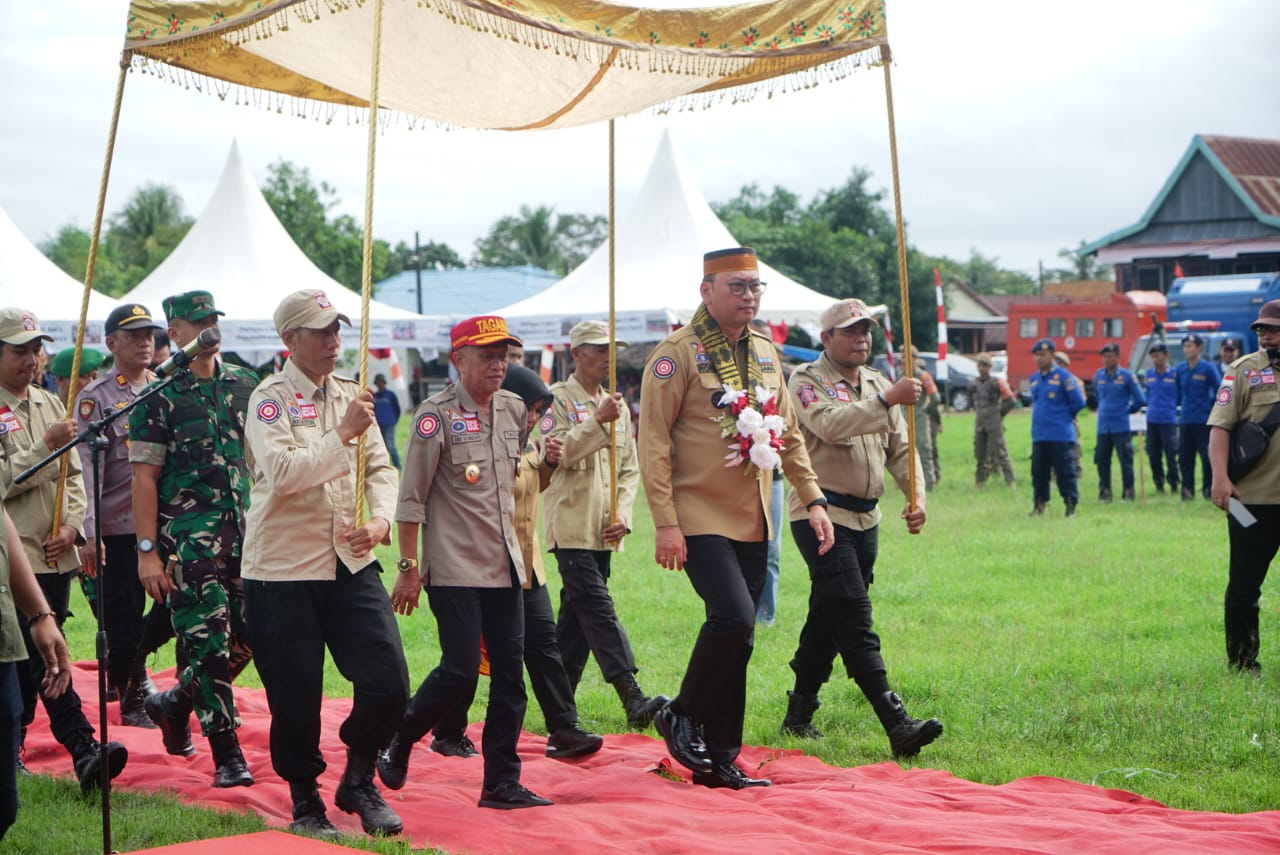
[[1176, 334, 1221, 500], [1143, 343, 1179, 494], [1093, 342, 1146, 502], [1028, 339, 1086, 517]]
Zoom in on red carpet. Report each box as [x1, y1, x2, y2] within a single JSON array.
[[130, 830, 367, 853], [23, 663, 1280, 853]]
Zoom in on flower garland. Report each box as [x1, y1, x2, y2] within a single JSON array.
[[719, 383, 786, 475]]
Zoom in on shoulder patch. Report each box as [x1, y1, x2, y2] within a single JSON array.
[[416, 412, 440, 438], [539, 413, 555, 434], [256, 400, 282, 424], [797, 384, 818, 408], [79, 399, 96, 420], [652, 356, 676, 380], [1216, 386, 1232, 406]]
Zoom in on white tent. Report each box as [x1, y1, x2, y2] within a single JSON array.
[[123, 141, 447, 353], [495, 130, 840, 347], [0, 203, 121, 349]]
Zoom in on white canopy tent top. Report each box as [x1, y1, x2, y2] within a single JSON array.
[[0, 203, 122, 349], [121, 141, 447, 354], [495, 129, 840, 346]]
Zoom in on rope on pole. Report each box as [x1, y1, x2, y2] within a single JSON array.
[[881, 45, 919, 511], [354, 0, 387, 528], [52, 53, 132, 548], [607, 119, 619, 537]]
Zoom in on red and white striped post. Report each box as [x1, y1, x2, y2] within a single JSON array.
[[933, 268, 949, 384]]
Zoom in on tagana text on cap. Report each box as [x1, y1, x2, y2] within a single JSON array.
[[703, 246, 758, 276], [1250, 299, 1280, 330], [569, 320, 627, 350], [0, 308, 53, 345], [274, 290, 352, 335], [1031, 338, 1055, 353], [820, 298, 879, 332], [105, 304, 163, 336], [450, 315, 522, 353], [50, 347, 104, 378], [164, 290, 225, 324]]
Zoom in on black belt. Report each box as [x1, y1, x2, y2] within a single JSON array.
[[822, 489, 879, 513]]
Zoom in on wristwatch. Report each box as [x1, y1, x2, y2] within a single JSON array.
[[396, 557, 419, 574], [806, 497, 829, 510], [136, 538, 156, 554]]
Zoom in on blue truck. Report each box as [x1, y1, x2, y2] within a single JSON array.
[[1165, 271, 1280, 353]]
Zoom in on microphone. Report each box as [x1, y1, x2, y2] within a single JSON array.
[[154, 327, 222, 378]]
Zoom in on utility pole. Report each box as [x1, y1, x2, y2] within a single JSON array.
[[414, 230, 423, 315]]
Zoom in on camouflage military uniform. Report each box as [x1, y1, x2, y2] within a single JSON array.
[[969, 374, 1016, 486], [128, 361, 257, 736]]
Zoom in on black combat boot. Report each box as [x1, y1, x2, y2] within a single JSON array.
[[15, 726, 28, 775], [67, 731, 128, 794], [209, 729, 253, 788], [780, 691, 824, 738], [335, 749, 403, 835], [1028, 501, 1046, 517], [144, 686, 196, 756], [119, 675, 158, 729], [1065, 500, 1077, 518], [871, 691, 943, 759], [612, 672, 668, 730], [288, 779, 338, 838], [1121, 487, 1134, 501], [1098, 487, 1112, 503], [376, 733, 412, 790]]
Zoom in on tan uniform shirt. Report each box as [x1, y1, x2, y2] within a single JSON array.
[[1208, 351, 1280, 504], [639, 324, 822, 541], [0, 385, 86, 574], [397, 384, 527, 588], [542, 375, 639, 550], [242, 359, 398, 582], [514, 443, 553, 587], [787, 355, 925, 531], [75, 369, 153, 537]]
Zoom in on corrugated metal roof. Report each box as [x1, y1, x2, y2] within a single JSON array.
[[1203, 135, 1280, 218]]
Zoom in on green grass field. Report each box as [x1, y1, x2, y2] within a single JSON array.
[[11, 408, 1279, 852]]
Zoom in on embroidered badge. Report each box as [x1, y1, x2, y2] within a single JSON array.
[[79, 399, 96, 420], [835, 383, 852, 403], [417, 413, 440, 438], [652, 357, 676, 379], [1216, 387, 1232, 405], [798, 384, 817, 408], [539, 413, 554, 434], [298, 402, 319, 419], [0, 407, 22, 435], [256, 400, 282, 424], [115, 373, 128, 387], [824, 385, 838, 399], [288, 405, 301, 418]]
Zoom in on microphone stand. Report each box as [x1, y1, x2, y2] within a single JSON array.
[[16, 368, 186, 855]]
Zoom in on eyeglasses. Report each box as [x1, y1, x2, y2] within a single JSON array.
[[724, 279, 767, 297]]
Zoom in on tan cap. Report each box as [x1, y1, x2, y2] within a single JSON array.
[[569, 320, 627, 349], [1054, 351, 1072, 367], [273, 290, 351, 334], [975, 352, 993, 366], [0, 308, 53, 346], [819, 298, 879, 332]]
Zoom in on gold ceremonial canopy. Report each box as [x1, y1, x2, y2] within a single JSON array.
[[125, 0, 890, 130]]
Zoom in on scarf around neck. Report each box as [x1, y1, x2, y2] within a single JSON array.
[[691, 303, 765, 408]]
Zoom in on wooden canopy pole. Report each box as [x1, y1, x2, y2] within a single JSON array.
[[354, 0, 387, 527], [607, 119, 619, 536], [880, 44, 919, 511]]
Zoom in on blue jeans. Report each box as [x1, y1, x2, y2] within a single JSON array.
[[756, 476, 783, 623], [380, 423, 400, 468]]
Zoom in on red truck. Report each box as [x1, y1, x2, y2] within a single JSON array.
[[1006, 289, 1167, 404]]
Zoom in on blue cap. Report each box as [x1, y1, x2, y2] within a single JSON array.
[[1100, 342, 1120, 355], [1031, 338, 1055, 354], [1149, 342, 1168, 354], [1184, 333, 1204, 346]]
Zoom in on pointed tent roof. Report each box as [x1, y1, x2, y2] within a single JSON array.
[[496, 130, 838, 346], [123, 141, 445, 352], [0, 203, 122, 349]]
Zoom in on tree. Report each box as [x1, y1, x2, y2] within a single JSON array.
[[107, 184, 193, 284], [390, 240, 465, 273], [471, 205, 606, 276], [1052, 239, 1113, 282], [40, 224, 131, 296]]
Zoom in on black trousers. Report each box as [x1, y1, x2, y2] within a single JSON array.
[[1, 662, 21, 840], [401, 582, 526, 788], [1094, 431, 1135, 493], [101, 534, 149, 689], [1031, 440, 1078, 505], [1145, 423, 1179, 489], [1225, 504, 1280, 669], [1179, 422, 1213, 494], [434, 580, 578, 738], [244, 562, 409, 785], [788, 521, 886, 694], [17, 572, 92, 746], [676, 535, 766, 765], [554, 549, 638, 686]]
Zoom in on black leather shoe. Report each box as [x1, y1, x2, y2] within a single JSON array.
[[70, 737, 128, 794], [376, 735, 411, 790], [430, 734, 478, 758], [653, 704, 712, 771], [692, 761, 772, 790], [545, 724, 603, 759], [145, 687, 196, 757], [478, 780, 553, 810]]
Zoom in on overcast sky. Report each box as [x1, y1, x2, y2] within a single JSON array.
[[2, 0, 1277, 281]]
